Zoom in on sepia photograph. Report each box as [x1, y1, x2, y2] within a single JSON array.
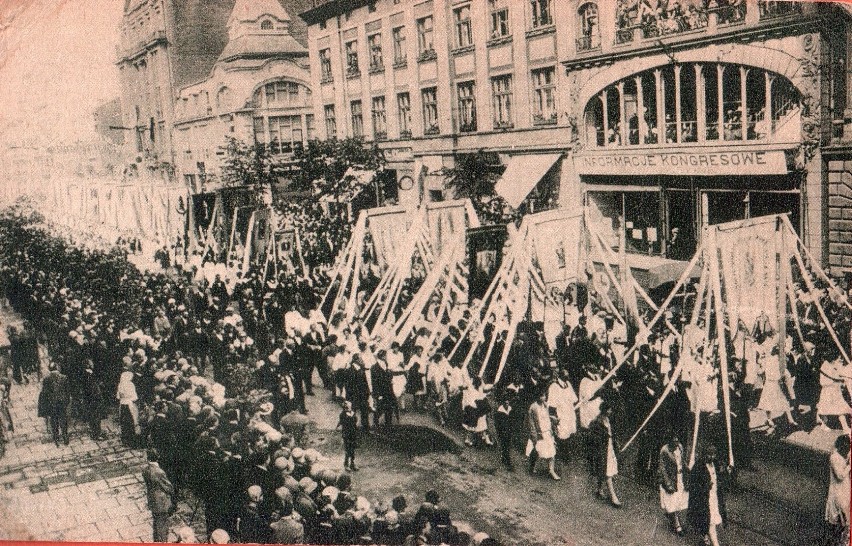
[[0, 0, 851, 544]]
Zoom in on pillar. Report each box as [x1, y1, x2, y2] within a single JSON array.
[[601, 90, 609, 146], [765, 71, 774, 135], [618, 81, 627, 145], [717, 64, 725, 140], [636, 75, 646, 144], [655, 69, 665, 143], [674, 64, 683, 143], [740, 66, 748, 140], [696, 63, 706, 142]]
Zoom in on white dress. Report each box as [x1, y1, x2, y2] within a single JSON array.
[[659, 446, 689, 513], [526, 403, 556, 459], [578, 377, 603, 429], [547, 381, 578, 440], [604, 419, 618, 478], [757, 355, 790, 417], [818, 361, 851, 416], [462, 386, 487, 433], [825, 450, 851, 525]]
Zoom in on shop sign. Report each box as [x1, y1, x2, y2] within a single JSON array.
[[576, 150, 788, 176]]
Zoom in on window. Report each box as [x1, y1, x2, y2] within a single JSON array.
[[457, 81, 477, 132], [454, 5, 473, 48], [372, 96, 387, 140], [260, 19, 273, 30], [417, 16, 435, 57], [368, 33, 383, 71], [257, 81, 302, 107], [531, 67, 557, 124], [397, 92, 411, 137], [253, 117, 266, 144], [306, 114, 316, 141], [268, 116, 304, 153], [345, 40, 360, 77], [351, 100, 364, 137], [491, 75, 513, 128], [324, 105, 337, 138], [422, 87, 439, 134], [319, 48, 333, 82], [577, 3, 599, 51], [490, 0, 510, 39], [530, 0, 553, 28], [392, 26, 407, 65]]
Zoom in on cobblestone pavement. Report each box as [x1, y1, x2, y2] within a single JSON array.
[[0, 305, 205, 542]]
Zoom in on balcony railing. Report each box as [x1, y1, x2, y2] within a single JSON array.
[[759, 0, 801, 20], [576, 34, 601, 52], [418, 49, 437, 62], [710, 3, 746, 25], [346, 65, 361, 78], [532, 111, 558, 126], [615, 27, 635, 45]]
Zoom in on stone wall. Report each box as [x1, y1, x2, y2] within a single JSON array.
[[827, 157, 852, 270]]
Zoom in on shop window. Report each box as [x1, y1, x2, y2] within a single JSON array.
[[588, 191, 661, 255]]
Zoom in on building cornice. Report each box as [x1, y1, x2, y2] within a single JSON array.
[[299, 0, 372, 26]]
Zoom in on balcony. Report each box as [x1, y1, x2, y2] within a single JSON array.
[[393, 57, 408, 69], [615, 27, 635, 45], [710, 2, 746, 25], [532, 111, 558, 126], [368, 63, 385, 75], [758, 0, 801, 20], [576, 34, 601, 52], [418, 49, 437, 63], [346, 66, 362, 79]]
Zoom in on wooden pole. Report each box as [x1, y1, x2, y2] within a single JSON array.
[[707, 228, 734, 467]]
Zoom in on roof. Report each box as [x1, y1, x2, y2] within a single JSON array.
[[218, 33, 307, 62], [299, 0, 371, 26], [229, 0, 291, 25]]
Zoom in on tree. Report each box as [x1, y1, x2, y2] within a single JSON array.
[[292, 137, 386, 204], [441, 149, 518, 225], [220, 137, 287, 191]]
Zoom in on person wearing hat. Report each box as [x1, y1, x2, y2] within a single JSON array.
[[270, 499, 304, 544], [239, 485, 271, 544], [346, 354, 372, 432]]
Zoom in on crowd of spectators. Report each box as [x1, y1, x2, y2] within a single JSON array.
[[0, 205, 500, 545]]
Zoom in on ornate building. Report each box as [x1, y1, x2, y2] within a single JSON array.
[[116, 0, 314, 190], [301, 0, 852, 271]]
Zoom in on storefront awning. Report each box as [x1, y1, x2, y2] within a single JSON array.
[[494, 153, 561, 209]]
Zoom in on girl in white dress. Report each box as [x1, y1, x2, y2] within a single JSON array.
[[527, 390, 560, 480], [818, 358, 852, 433], [825, 435, 851, 542], [757, 346, 797, 434], [548, 368, 578, 459]]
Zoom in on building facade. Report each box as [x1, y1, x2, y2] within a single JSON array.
[[116, 0, 314, 190], [300, 0, 576, 209], [301, 0, 852, 271]]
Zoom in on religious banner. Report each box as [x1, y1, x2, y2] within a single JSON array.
[[467, 224, 508, 301], [713, 217, 779, 332], [530, 213, 583, 285]]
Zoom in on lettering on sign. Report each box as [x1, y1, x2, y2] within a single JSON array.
[[576, 150, 789, 176]]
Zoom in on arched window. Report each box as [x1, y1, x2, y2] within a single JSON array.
[[584, 63, 801, 148], [260, 19, 273, 30], [577, 3, 599, 51]]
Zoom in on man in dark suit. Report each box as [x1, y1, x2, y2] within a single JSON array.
[[40, 363, 70, 446], [142, 449, 175, 542]]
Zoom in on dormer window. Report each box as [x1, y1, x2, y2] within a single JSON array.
[[260, 19, 273, 30]]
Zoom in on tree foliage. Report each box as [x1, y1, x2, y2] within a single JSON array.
[[441, 150, 519, 225], [292, 137, 386, 202], [220, 137, 287, 190]]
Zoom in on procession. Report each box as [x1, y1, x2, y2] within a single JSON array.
[[1, 1, 852, 545]]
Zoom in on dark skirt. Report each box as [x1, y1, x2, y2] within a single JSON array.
[[119, 404, 138, 446]]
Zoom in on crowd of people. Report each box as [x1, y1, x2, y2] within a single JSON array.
[[0, 206, 500, 546], [0, 193, 850, 545]]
